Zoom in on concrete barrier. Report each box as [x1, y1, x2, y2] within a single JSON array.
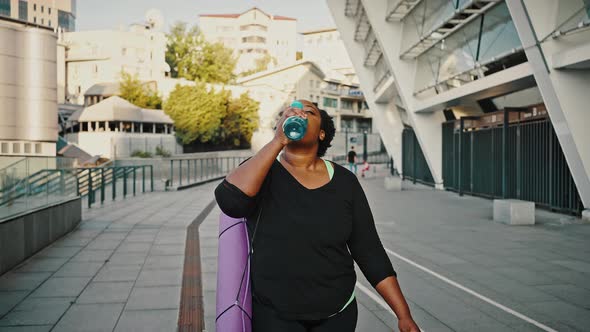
[[0, 198, 82, 275], [384, 176, 402, 191], [493, 199, 535, 225]]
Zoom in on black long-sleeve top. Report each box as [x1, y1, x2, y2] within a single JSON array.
[[214, 160, 396, 320]]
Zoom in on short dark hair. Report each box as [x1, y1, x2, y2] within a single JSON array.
[[318, 109, 335, 157]]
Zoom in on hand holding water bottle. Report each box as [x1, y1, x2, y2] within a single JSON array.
[[273, 101, 308, 146]]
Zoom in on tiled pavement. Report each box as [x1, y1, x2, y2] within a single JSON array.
[[0, 183, 216, 332], [1, 173, 589, 331]]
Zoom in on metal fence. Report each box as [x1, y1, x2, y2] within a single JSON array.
[[77, 165, 154, 208], [442, 107, 584, 215], [402, 127, 435, 186], [168, 156, 250, 189], [332, 151, 391, 165]]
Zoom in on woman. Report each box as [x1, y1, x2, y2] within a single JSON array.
[[215, 100, 420, 332]]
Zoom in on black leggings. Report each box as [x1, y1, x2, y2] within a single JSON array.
[[252, 299, 358, 332]]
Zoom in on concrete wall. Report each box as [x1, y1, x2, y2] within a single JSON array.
[[65, 132, 182, 159], [0, 198, 81, 276]]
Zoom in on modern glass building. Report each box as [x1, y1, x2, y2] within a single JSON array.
[[327, 0, 590, 215], [0, 0, 76, 31]]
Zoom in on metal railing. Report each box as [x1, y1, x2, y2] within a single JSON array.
[[402, 127, 435, 186], [168, 156, 250, 189], [0, 157, 155, 218], [442, 107, 584, 215], [76, 165, 154, 208], [0, 157, 78, 221], [332, 151, 391, 165]]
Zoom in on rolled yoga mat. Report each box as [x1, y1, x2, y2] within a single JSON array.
[[216, 213, 252, 332]]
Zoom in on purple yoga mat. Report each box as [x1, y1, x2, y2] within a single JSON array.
[[216, 213, 252, 332]]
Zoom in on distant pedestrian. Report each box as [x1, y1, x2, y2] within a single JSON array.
[[361, 160, 370, 178], [216, 99, 420, 332], [347, 146, 357, 174]]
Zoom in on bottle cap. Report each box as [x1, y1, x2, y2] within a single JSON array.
[[290, 101, 303, 109]]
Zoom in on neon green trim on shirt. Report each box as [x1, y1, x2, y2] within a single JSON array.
[[323, 159, 334, 180]]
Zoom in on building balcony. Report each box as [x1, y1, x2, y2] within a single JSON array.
[[322, 87, 341, 96], [373, 56, 392, 92], [399, 0, 500, 59], [345, 0, 361, 17], [386, 0, 423, 21], [363, 29, 383, 67]]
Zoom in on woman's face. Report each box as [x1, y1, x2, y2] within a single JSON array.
[[296, 99, 324, 146]]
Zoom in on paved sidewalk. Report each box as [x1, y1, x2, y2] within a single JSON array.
[[360, 177, 590, 332], [0, 183, 217, 332], [1, 173, 589, 332]]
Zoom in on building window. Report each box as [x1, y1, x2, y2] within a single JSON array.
[[48, 20, 51, 27], [35, 143, 42, 154], [0, 0, 10, 16], [341, 99, 353, 109], [122, 48, 127, 56], [41, 18, 44, 25], [18, 0, 27, 21], [309, 80, 314, 88], [24, 143, 31, 154], [48, 7, 51, 14], [33, 3, 36, 11], [41, 5, 43, 13], [242, 36, 266, 43], [33, 16, 36, 23], [94, 64, 98, 74], [13, 143, 20, 154], [58, 9, 75, 31], [240, 24, 268, 32], [1, 142, 8, 153], [323, 97, 338, 108]]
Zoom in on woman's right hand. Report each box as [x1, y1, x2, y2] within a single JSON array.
[[273, 104, 307, 146]]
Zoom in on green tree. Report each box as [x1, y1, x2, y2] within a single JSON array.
[[222, 93, 260, 146], [240, 54, 277, 77], [164, 84, 259, 147], [166, 21, 236, 83], [118, 71, 162, 109], [163, 83, 228, 144]]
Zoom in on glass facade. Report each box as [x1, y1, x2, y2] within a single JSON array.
[[58, 9, 75, 31], [0, 0, 10, 17], [415, 2, 523, 94], [18, 0, 27, 21], [552, 0, 590, 34], [401, 0, 460, 54]]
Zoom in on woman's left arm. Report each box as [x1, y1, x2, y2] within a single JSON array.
[[348, 179, 420, 332], [375, 276, 420, 332]]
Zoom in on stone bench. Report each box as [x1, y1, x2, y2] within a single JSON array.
[[493, 199, 535, 225]]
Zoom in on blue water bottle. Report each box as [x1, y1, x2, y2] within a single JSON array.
[[282, 101, 308, 141]]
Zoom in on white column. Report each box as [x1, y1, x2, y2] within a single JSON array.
[[131, 122, 135, 133], [153, 124, 156, 134], [106, 121, 110, 131], [507, 0, 590, 207], [326, 0, 405, 174], [140, 123, 143, 133], [359, 0, 446, 188]]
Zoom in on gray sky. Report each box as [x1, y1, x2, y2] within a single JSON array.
[[77, 0, 335, 34]]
